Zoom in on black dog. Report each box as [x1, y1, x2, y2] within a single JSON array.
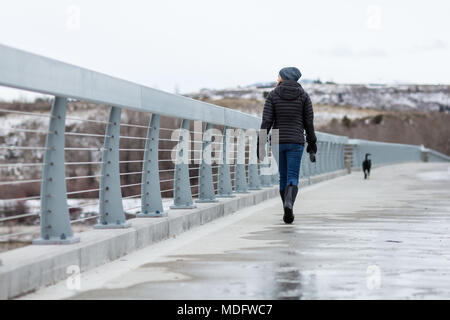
[[362, 153, 371, 179]]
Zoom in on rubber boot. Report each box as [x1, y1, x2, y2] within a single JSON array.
[[279, 189, 285, 205], [283, 183, 298, 224]]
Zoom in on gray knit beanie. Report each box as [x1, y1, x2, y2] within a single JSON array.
[[279, 67, 302, 81]]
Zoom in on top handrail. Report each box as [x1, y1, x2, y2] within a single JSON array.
[[424, 148, 450, 161], [0, 44, 260, 129], [348, 138, 421, 148]]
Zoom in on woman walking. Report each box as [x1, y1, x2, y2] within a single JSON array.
[[258, 67, 317, 224]]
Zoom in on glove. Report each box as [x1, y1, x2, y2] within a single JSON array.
[[306, 142, 317, 154]]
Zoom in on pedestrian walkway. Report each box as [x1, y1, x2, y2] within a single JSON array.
[[23, 162, 450, 299]]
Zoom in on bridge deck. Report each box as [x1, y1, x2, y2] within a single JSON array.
[[24, 162, 450, 299]]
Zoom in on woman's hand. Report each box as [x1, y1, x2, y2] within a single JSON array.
[[306, 142, 317, 154]]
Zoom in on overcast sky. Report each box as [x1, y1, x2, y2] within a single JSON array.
[[0, 0, 449, 100]]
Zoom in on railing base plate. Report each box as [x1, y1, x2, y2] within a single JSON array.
[[33, 236, 80, 245], [93, 221, 132, 229], [216, 194, 235, 198], [137, 211, 167, 218], [170, 205, 197, 209], [195, 199, 219, 203]]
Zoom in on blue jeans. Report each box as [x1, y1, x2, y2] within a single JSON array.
[[273, 143, 304, 191]]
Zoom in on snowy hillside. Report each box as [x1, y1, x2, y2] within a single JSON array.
[[187, 83, 450, 111]]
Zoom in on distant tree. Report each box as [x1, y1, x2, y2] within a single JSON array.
[[34, 97, 51, 103], [342, 115, 352, 128], [372, 114, 383, 125]]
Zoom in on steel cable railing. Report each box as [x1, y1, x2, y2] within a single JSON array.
[[0, 106, 51, 242]]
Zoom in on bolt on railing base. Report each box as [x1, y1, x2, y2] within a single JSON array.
[[216, 189, 236, 198], [137, 211, 167, 218], [33, 236, 80, 245], [196, 199, 219, 203], [170, 204, 197, 209], [94, 221, 132, 229]]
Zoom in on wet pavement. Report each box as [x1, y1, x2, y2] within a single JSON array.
[[25, 162, 450, 299]]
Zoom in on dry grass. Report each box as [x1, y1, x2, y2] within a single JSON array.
[[319, 111, 450, 155]]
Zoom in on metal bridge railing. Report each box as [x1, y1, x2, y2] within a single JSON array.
[[349, 139, 450, 168], [0, 44, 445, 246], [421, 147, 450, 163]]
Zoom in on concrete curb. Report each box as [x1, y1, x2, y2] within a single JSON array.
[[0, 169, 347, 299]]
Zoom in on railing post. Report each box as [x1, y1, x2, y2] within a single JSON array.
[[338, 143, 342, 169], [271, 166, 279, 185], [339, 143, 345, 170], [260, 136, 272, 187], [322, 141, 327, 173], [336, 142, 342, 170], [336, 143, 341, 170], [269, 132, 279, 185], [217, 126, 235, 197], [316, 141, 322, 174], [33, 97, 80, 244], [331, 142, 336, 171], [95, 106, 130, 229], [305, 149, 312, 184], [326, 140, 333, 172], [170, 119, 196, 209], [247, 129, 261, 190], [421, 147, 429, 163], [326, 141, 331, 172], [234, 128, 249, 193], [301, 147, 307, 182], [330, 142, 335, 171], [352, 142, 360, 170], [196, 123, 218, 202], [328, 142, 333, 172], [138, 114, 166, 217]]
